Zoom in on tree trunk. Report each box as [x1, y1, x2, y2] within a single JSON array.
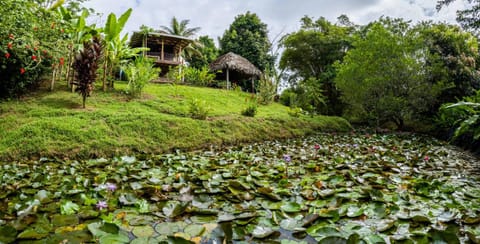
[[102, 59, 107, 91], [66, 43, 74, 88], [50, 67, 56, 91], [82, 94, 86, 109]]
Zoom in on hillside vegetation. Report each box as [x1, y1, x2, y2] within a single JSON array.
[[0, 83, 351, 161]]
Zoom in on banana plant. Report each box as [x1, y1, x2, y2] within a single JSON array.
[[101, 8, 132, 91], [58, 7, 98, 90]]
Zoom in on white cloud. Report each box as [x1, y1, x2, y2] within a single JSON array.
[[82, 0, 466, 42]]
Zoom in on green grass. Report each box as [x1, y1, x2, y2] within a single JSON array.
[[0, 82, 351, 161]]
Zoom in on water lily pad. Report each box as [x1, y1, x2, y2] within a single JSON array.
[[318, 236, 347, 244], [184, 224, 205, 237], [281, 202, 302, 213], [51, 214, 79, 227], [131, 237, 159, 244], [17, 227, 49, 239], [155, 222, 181, 235], [376, 219, 395, 232], [252, 226, 277, 238], [162, 201, 187, 218], [0, 225, 17, 243], [99, 233, 130, 244], [132, 225, 154, 238], [346, 205, 364, 218]]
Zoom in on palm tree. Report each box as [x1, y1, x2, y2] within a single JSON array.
[[159, 17, 202, 61], [139, 25, 154, 57], [159, 17, 200, 38]]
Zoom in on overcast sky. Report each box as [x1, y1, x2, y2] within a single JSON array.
[[83, 0, 469, 43]]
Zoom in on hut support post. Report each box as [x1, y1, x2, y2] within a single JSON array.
[[161, 39, 164, 61], [251, 77, 254, 93], [226, 69, 230, 90]]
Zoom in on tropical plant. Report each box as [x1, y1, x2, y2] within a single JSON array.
[[58, 8, 98, 90], [438, 90, 480, 148], [241, 103, 257, 117], [71, 36, 103, 108], [183, 66, 216, 87], [139, 24, 154, 57], [0, 0, 68, 98], [101, 8, 132, 90], [188, 98, 210, 120], [159, 17, 202, 61], [123, 57, 160, 98], [159, 17, 200, 38], [256, 72, 278, 105]]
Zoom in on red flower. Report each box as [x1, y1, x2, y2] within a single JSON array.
[[20, 68, 25, 74], [314, 144, 320, 150], [42, 50, 47, 55], [423, 155, 430, 161], [34, 47, 38, 51], [9, 34, 14, 40], [32, 55, 37, 61], [59, 57, 65, 66], [5, 53, 10, 59], [7, 42, 13, 49]]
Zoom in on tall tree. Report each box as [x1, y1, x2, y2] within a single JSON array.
[[188, 35, 218, 69], [159, 17, 200, 38], [219, 11, 274, 72], [335, 21, 447, 129], [280, 16, 353, 115], [437, 0, 480, 33], [415, 22, 480, 106], [139, 24, 154, 57], [159, 17, 201, 61]]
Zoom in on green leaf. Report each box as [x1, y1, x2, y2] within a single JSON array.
[[162, 201, 187, 218], [318, 236, 347, 244], [252, 226, 276, 238], [132, 225, 155, 238], [0, 225, 17, 243], [99, 233, 130, 244], [60, 201, 79, 215], [281, 202, 302, 213]]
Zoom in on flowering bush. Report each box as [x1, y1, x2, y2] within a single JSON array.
[[0, 0, 68, 98]]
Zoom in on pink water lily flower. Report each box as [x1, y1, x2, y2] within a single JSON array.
[[96, 200, 108, 210], [106, 182, 117, 192]]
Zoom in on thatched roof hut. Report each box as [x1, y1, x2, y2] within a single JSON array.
[[209, 52, 262, 89]]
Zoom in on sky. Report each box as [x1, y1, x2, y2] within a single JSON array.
[[82, 0, 469, 43]]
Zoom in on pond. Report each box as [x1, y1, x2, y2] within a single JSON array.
[[0, 133, 479, 243]]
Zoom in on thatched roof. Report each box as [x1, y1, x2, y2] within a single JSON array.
[[209, 52, 262, 77]]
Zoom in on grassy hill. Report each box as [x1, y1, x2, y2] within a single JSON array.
[[0, 83, 351, 161]]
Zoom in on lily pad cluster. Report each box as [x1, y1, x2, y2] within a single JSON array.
[[0, 133, 479, 243]]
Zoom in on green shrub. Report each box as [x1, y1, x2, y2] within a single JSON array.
[[123, 57, 160, 98], [288, 107, 302, 117], [189, 98, 210, 120], [438, 90, 480, 143], [241, 103, 257, 117], [256, 74, 277, 105], [0, 0, 67, 98], [279, 88, 297, 107], [184, 66, 215, 87]]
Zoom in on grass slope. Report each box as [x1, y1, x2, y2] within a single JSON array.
[[0, 83, 351, 161]]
